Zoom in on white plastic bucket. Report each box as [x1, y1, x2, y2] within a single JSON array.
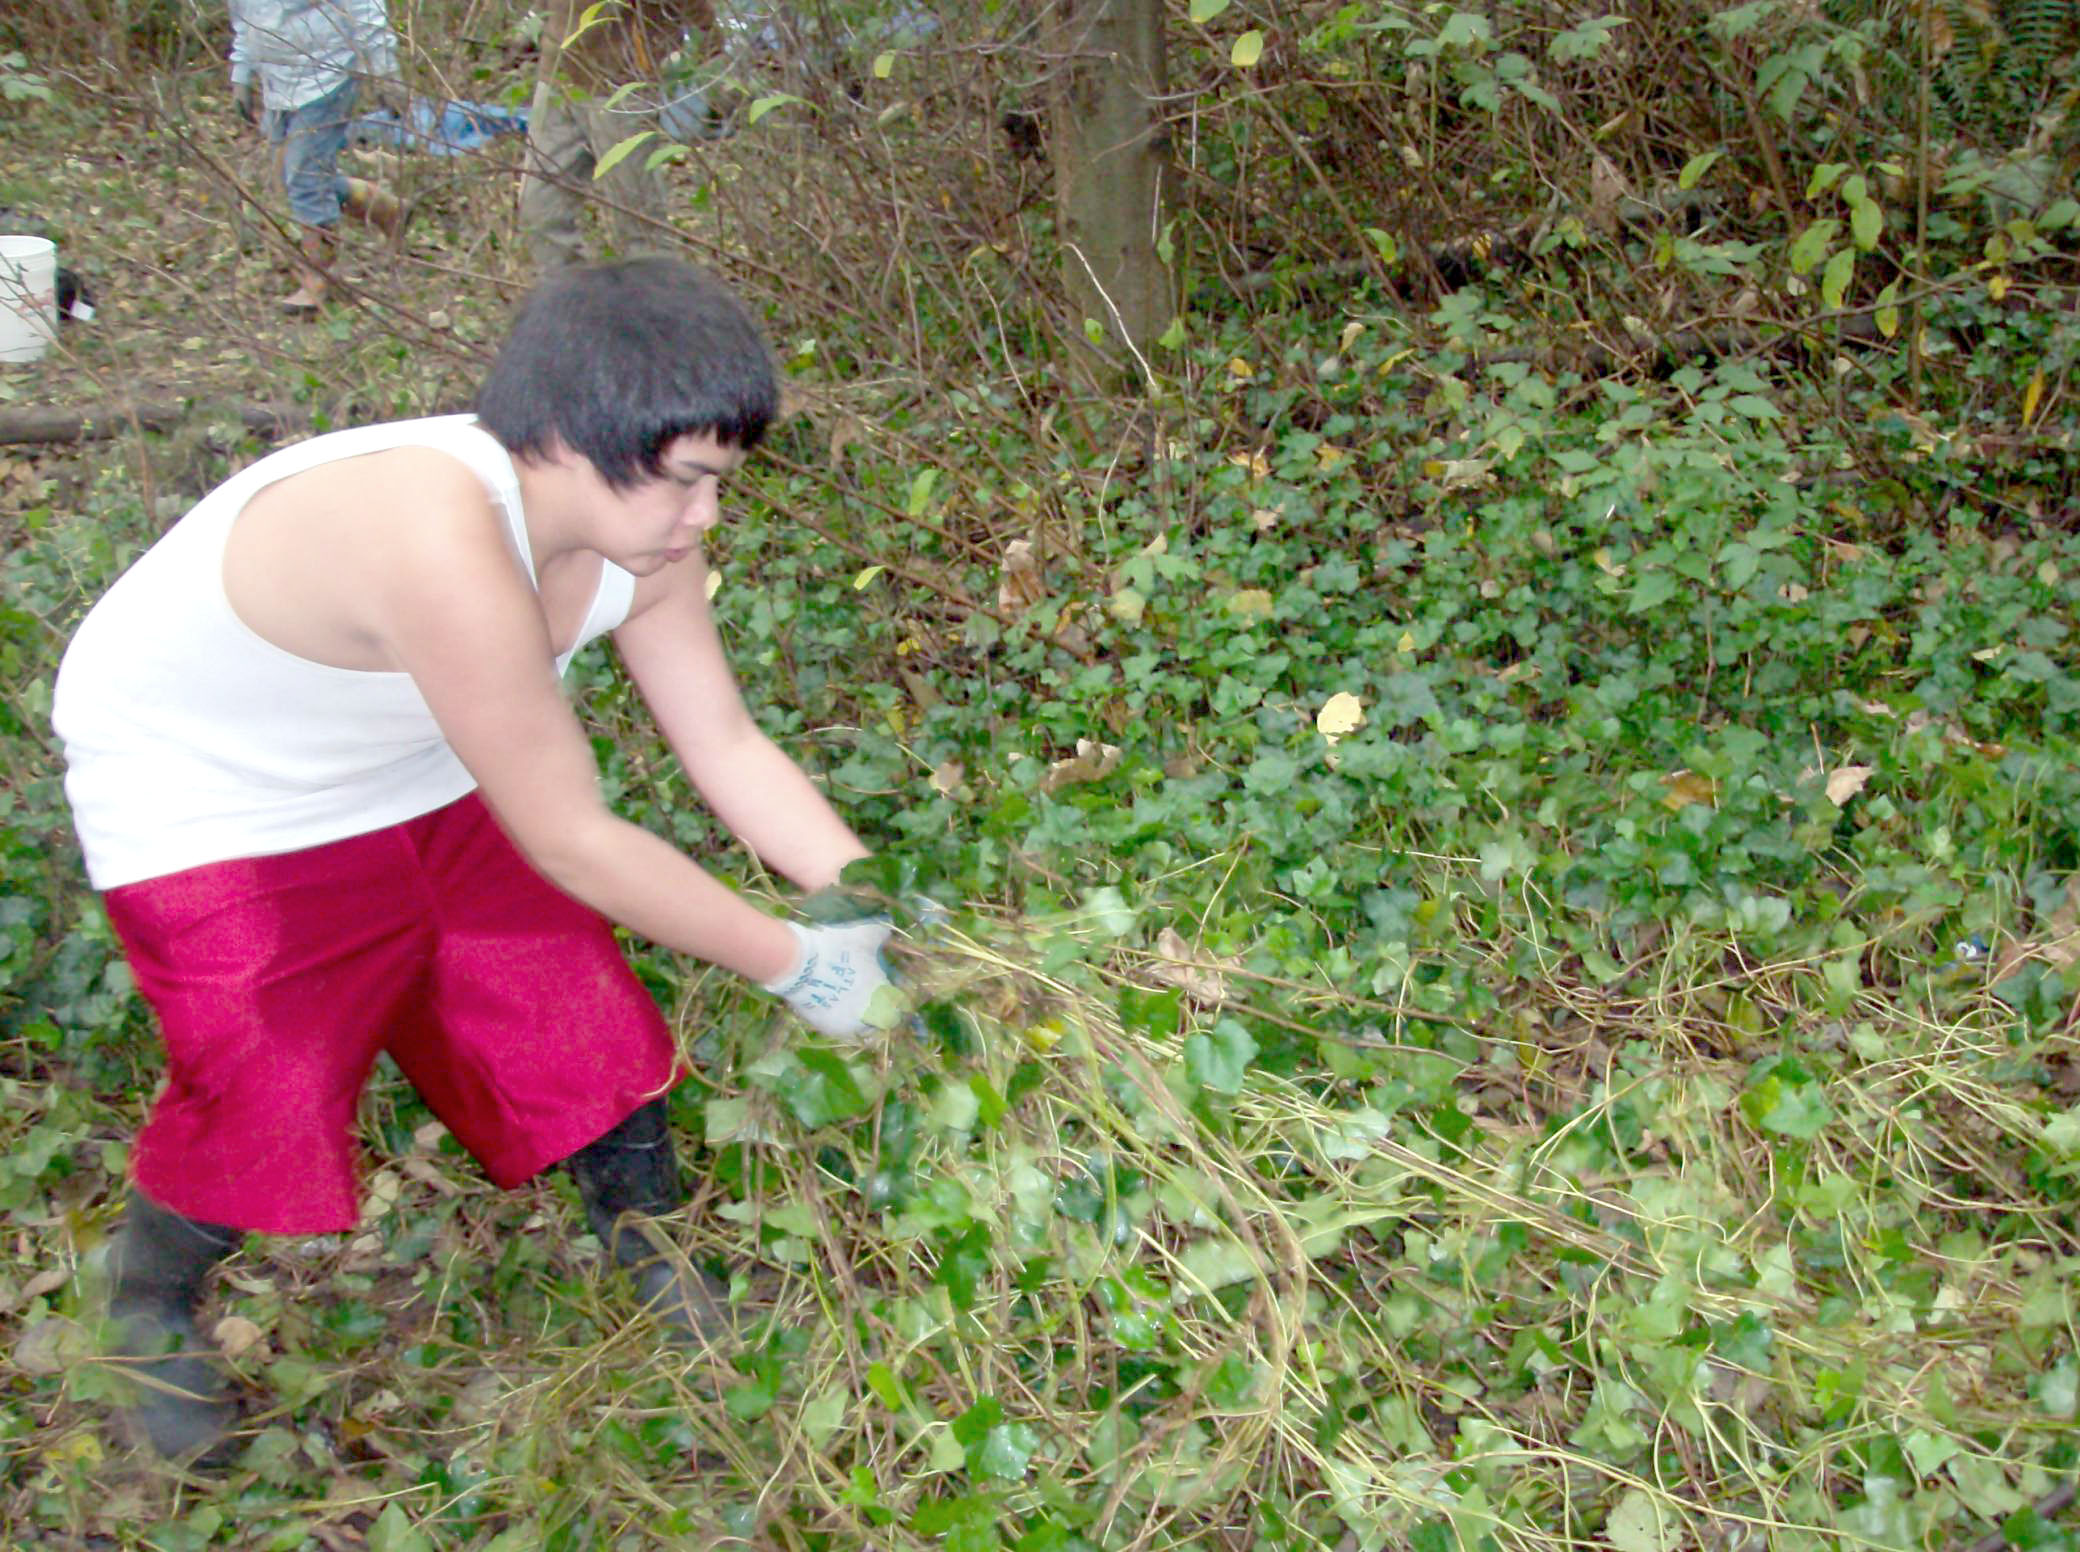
[[0, 236, 58, 363]]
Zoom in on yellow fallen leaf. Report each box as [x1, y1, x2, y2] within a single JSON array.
[[1661, 771, 1716, 811], [1251, 507, 1280, 531], [1315, 444, 1345, 470], [2023, 365, 2045, 428], [1396, 631, 1416, 653], [1825, 765, 1874, 806], [1593, 548, 1628, 577], [1227, 357, 1254, 379], [1421, 457, 1492, 490], [1317, 691, 1366, 744]]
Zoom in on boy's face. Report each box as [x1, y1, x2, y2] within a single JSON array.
[[590, 431, 746, 574]]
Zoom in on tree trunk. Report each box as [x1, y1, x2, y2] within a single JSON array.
[[1050, 0, 1172, 381]]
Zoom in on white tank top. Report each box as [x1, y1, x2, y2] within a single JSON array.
[[53, 415, 636, 889]]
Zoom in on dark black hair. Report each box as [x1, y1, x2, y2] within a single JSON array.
[[475, 259, 778, 488]]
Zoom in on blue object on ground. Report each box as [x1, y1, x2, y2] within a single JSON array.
[[349, 100, 530, 157], [659, 84, 721, 143]]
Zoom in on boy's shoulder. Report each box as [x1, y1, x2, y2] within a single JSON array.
[[265, 416, 508, 491]]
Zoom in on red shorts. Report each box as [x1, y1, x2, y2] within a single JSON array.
[[103, 793, 679, 1234]]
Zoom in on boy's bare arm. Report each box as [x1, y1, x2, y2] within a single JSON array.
[[370, 478, 796, 982], [615, 551, 872, 893]]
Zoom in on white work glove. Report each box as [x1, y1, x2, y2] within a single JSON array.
[[760, 918, 896, 1041]]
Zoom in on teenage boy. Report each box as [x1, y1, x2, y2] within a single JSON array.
[[53, 259, 894, 1461], [230, 0, 409, 310]]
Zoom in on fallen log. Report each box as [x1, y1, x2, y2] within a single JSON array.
[[0, 401, 304, 446]]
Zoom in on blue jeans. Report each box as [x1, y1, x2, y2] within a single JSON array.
[[264, 77, 358, 227]]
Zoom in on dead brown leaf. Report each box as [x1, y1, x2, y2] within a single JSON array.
[[1150, 926, 1236, 1006], [997, 539, 1047, 615], [1040, 738, 1120, 794], [1824, 765, 1874, 806], [214, 1314, 267, 1359]]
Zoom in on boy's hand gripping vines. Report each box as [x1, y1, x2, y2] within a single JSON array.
[[761, 918, 897, 1041]]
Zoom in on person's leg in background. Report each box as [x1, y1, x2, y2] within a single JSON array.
[[269, 78, 402, 311], [581, 98, 670, 259], [517, 75, 595, 272]]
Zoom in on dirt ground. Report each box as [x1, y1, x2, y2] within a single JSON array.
[[1, 57, 591, 497]]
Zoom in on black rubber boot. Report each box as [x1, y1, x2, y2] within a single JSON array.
[[106, 1192, 243, 1462], [566, 1099, 735, 1345]]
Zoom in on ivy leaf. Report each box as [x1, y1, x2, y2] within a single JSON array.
[[865, 1361, 909, 1412], [1787, 218, 1839, 275], [1821, 246, 1856, 309], [1205, 1353, 1261, 1409], [1117, 984, 1183, 1040], [781, 1049, 868, 1127], [724, 1375, 777, 1420], [951, 1396, 1003, 1448], [1185, 1017, 1257, 1094], [1742, 1075, 1835, 1139], [801, 1387, 846, 1448], [1904, 1429, 1961, 1478], [1606, 1490, 1676, 1552], [1243, 750, 1297, 795], [1711, 1311, 1775, 1371], [1178, 1238, 1259, 1293], [935, 1221, 992, 1307], [1373, 670, 1442, 729], [974, 1419, 1037, 1480], [1838, 1476, 1915, 1550], [367, 1504, 434, 1552]]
